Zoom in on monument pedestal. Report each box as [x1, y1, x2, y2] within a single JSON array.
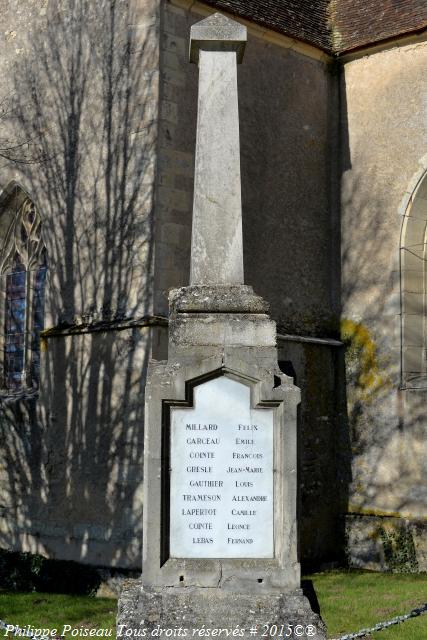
[[116, 284, 327, 639], [141, 285, 301, 591], [118, 582, 326, 638]]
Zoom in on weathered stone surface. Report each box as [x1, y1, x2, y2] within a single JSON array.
[[342, 44, 427, 528], [189, 13, 247, 64], [277, 339, 349, 570], [189, 15, 246, 286], [346, 514, 427, 572], [117, 581, 327, 639], [169, 313, 277, 349], [170, 285, 269, 314]]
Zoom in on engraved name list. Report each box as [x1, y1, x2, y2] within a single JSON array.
[[169, 376, 274, 558]]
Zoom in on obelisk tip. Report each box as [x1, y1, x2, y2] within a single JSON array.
[[189, 13, 247, 64]]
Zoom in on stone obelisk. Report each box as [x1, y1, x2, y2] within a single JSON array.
[[117, 13, 326, 639], [189, 14, 245, 286]]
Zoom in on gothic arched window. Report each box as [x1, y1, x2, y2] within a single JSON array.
[[400, 170, 427, 388], [0, 189, 47, 392]]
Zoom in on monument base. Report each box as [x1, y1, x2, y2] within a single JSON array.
[[117, 582, 327, 639]]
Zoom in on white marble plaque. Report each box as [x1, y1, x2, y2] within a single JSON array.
[[170, 376, 274, 558]]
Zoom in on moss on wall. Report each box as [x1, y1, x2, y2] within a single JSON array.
[[341, 319, 391, 400]]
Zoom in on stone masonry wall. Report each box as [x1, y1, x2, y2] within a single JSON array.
[[340, 42, 427, 533], [277, 340, 349, 570], [0, 0, 160, 568]]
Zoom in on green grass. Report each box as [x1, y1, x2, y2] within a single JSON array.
[[0, 592, 117, 639], [306, 570, 427, 639], [0, 571, 426, 640]]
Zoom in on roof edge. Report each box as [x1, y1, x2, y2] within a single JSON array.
[[169, 0, 427, 61], [337, 24, 427, 60], [169, 0, 333, 62]]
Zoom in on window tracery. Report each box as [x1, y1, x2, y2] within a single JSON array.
[[0, 192, 47, 392]]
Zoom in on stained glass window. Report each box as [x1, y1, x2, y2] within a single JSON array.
[[30, 261, 48, 387], [4, 258, 27, 390], [0, 191, 47, 392]]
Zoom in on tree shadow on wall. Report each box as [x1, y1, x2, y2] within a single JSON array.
[[339, 153, 425, 568], [340, 166, 400, 464], [0, 0, 157, 570]]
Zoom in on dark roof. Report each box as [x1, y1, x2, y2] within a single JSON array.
[[200, 1, 330, 52], [201, 0, 427, 55], [332, 0, 427, 53]]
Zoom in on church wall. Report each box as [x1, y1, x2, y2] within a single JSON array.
[[0, 0, 160, 568], [340, 41, 427, 566], [278, 339, 349, 570]]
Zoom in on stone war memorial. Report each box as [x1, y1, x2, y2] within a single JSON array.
[[118, 13, 327, 638], [0, 0, 426, 589]]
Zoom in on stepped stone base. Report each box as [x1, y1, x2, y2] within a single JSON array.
[[117, 581, 327, 639]]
